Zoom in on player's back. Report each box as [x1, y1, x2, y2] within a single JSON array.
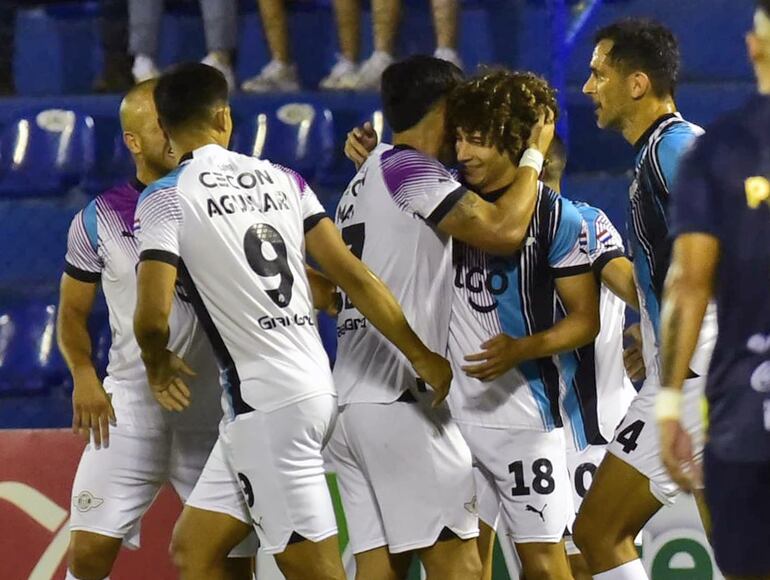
[[333, 144, 461, 404], [136, 144, 333, 415]]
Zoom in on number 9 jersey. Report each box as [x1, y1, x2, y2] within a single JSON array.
[[134, 143, 335, 417]]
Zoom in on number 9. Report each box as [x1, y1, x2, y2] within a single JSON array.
[[244, 223, 294, 308]]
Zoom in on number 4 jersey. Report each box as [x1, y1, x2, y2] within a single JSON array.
[[333, 144, 466, 405], [135, 143, 334, 416]]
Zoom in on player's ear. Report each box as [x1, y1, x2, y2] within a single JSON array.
[[123, 131, 141, 155], [628, 71, 651, 100]]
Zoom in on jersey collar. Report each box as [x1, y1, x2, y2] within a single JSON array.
[[633, 113, 680, 153]]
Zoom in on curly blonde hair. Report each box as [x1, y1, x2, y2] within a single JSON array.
[[447, 69, 559, 161]]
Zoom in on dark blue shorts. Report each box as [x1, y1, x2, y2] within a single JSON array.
[[704, 444, 770, 577]]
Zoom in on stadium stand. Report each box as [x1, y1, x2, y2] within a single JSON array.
[[0, 0, 757, 430]]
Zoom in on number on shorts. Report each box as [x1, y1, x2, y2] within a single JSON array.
[[509, 458, 556, 497], [616, 419, 645, 454], [244, 223, 294, 308], [340, 223, 366, 310], [574, 462, 597, 498]]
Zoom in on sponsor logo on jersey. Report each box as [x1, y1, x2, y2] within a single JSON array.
[[454, 265, 509, 314], [73, 491, 104, 513], [258, 313, 316, 331], [337, 317, 368, 338], [745, 175, 770, 209]]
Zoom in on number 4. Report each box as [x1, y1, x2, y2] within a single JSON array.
[[616, 419, 645, 454]]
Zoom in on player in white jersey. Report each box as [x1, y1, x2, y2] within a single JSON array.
[[573, 21, 716, 580], [331, 58, 567, 580], [57, 81, 256, 580], [132, 63, 452, 580]]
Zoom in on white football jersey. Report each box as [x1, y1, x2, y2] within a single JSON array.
[[332, 144, 466, 405], [64, 181, 222, 429], [448, 186, 590, 430], [557, 204, 636, 449], [135, 144, 334, 415]]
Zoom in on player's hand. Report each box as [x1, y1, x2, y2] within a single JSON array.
[[344, 122, 378, 169], [462, 334, 523, 382], [410, 351, 453, 407], [72, 367, 116, 449], [623, 323, 646, 382], [527, 106, 556, 155], [145, 350, 195, 412], [659, 418, 701, 492]]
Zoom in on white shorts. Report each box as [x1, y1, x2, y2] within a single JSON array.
[[208, 393, 339, 555], [458, 423, 573, 544], [606, 374, 706, 505], [325, 398, 478, 554], [564, 443, 606, 555], [69, 422, 217, 549]]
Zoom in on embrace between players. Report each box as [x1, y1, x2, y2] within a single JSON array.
[[58, 16, 718, 580]]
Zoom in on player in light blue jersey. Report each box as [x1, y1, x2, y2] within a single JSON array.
[[573, 19, 716, 580]]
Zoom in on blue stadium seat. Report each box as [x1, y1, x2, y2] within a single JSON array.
[[0, 297, 70, 395], [0, 108, 96, 198], [232, 102, 335, 182]]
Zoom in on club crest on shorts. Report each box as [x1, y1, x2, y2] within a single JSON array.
[[237, 472, 255, 508], [73, 491, 104, 512]]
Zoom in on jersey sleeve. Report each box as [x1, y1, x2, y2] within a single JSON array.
[[135, 183, 184, 266], [380, 148, 467, 225], [64, 203, 102, 283], [275, 164, 328, 232], [584, 208, 626, 274], [669, 136, 720, 238], [549, 199, 591, 277]]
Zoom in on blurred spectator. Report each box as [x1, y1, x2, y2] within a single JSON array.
[[321, 0, 462, 91], [93, 0, 133, 93], [128, 0, 237, 90], [241, 0, 300, 93]]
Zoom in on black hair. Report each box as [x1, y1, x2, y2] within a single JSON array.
[[594, 19, 680, 98], [381, 55, 464, 133], [154, 62, 229, 131], [759, 0, 770, 16]]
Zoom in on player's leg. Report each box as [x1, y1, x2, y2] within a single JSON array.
[[325, 406, 412, 580], [464, 424, 574, 580], [703, 445, 770, 580], [568, 553, 592, 580], [67, 532, 122, 580], [337, 397, 480, 578], [471, 462, 502, 580], [171, 436, 258, 579], [172, 505, 254, 580], [224, 392, 345, 580], [256, 0, 291, 64], [371, 0, 400, 55], [67, 423, 169, 579], [477, 521, 496, 580], [169, 430, 257, 579]]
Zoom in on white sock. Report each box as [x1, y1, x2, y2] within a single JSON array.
[[594, 559, 648, 580], [65, 572, 110, 580]]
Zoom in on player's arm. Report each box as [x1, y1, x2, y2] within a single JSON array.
[[306, 265, 341, 316], [57, 273, 116, 448], [463, 272, 600, 381], [599, 255, 639, 310], [436, 110, 555, 256], [305, 218, 452, 404]]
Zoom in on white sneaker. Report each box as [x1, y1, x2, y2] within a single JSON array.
[[132, 54, 159, 83], [353, 51, 394, 91], [319, 57, 359, 90], [202, 53, 236, 93], [241, 60, 300, 93], [434, 47, 463, 70]]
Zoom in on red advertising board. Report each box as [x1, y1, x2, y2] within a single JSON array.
[[0, 429, 182, 580]]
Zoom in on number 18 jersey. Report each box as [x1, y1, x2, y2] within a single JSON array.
[[135, 144, 334, 417], [332, 144, 467, 405]]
